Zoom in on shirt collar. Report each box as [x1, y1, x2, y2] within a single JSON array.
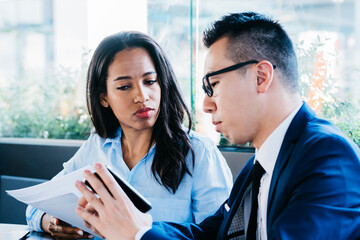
[[102, 126, 122, 148], [255, 103, 303, 175]]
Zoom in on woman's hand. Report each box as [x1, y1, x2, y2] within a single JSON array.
[[75, 162, 153, 240], [41, 213, 94, 239]]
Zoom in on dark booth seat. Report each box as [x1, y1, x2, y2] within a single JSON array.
[[0, 175, 46, 224]]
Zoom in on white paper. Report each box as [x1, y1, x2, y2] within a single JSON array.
[[0, 223, 29, 239], [6, 165, 99, 237]]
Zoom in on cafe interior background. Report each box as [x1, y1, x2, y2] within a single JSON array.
[[0, 0, 359, 147], [0, 0, 359, 227]]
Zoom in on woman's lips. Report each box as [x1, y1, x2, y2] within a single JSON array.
[[135, 108, 153, 118]]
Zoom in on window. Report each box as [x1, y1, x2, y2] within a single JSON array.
[[1, 0, 359, 147]]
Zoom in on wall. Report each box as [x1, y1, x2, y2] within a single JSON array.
[[0, 139, 254, 181]]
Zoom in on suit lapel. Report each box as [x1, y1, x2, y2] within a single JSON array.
[[217, 157, 254, 240], [267, 103, 316, 226]]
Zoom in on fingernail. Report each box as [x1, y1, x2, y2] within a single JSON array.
[[51, 218, 57, 225], [89, 235, 94, 238], [75, 180, 82, 187], [78, 230, 83, 235], [95, 162, 101, 169]]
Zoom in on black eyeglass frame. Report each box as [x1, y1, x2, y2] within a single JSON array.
[[202, 60, 276, 97]]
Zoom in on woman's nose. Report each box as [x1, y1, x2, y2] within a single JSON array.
[[133, 85, 149, 103]]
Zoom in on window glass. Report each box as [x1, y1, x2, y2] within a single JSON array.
[[194, 0, 360, 147], [1, 0, 359, 148]]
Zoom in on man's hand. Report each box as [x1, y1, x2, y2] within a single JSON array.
[[75, 162, 153, 240], [41, 213, 94, 239], [77, 197, 104, 238]]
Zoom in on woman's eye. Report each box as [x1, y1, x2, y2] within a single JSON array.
[[116, 86, 130, 91], [145, 80, 157, 85]]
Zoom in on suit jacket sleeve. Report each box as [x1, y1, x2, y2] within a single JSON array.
[[142, 203, 226, 240]]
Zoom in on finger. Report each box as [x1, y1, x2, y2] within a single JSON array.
[[50, 217, 71, 227], [92, 227, 104, 238], [75, 179, 104, 211], [49, 223, 95, 239], [50, 217, 60, 225], [78, 196, 88, 208], [49, 224, 84, 235], [51, 231, 94, 239], [83, 168, 114, 205], [76, 206, 100, 232], [57, 219, 72, 227], [93, 162, 129, 202], [84, 224, 104, 239], [84, 220, 91, 229], [85, 204, 97, 214]]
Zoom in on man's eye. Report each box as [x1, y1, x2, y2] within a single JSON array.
[[145, 80, 157, 85], [211, 81, 218, 88], [117, 86, 130, 91]]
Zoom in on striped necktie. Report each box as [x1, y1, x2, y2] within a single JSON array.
[[246, 161, 265, 240]]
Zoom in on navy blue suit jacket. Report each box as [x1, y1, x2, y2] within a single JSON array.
[[142, 103, 360, 239]]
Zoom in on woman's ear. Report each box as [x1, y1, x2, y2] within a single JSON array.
[[100, 93, 109, 107], [256, 61, 275, 93]]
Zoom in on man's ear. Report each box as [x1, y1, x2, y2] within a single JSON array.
[[100, 93, 109, 107], [256, 61, 275, 93]]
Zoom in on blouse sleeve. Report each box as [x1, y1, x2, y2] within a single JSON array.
[[25, 133, 97, 231], [25, 168, 67, 232], [190, 136, 233, 223]]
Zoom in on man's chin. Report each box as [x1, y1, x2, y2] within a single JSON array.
[[226, 136, 248, 146], [222, 134, 235, 144]]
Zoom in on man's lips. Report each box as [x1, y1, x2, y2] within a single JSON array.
[[213, 121, 222, 132], [212, 121, 222, 126]]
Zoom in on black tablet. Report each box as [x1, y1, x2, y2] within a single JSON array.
[[84, 167, 152, 213]]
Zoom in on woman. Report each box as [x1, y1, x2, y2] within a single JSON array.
[[26, 32, 232, 239]]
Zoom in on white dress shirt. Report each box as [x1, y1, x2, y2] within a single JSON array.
[[248, 103, 302, 240]]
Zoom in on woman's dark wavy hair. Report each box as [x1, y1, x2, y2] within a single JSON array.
[[86, 31, 194, 193]]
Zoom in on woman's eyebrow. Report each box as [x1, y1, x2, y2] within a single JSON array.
[[112, 71, 156, 82], [113, 76, 131, 81], [143, 71, 156, 77]]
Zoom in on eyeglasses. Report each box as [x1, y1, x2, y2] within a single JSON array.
[[202, 60, 276, 97]]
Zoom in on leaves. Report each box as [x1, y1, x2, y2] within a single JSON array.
[[0, 64, 93, 140]]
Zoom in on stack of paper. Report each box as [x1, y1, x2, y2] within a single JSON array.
[[6, 166, 98, 237]]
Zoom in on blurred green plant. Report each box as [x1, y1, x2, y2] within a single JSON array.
[[297, 36, 360, 147], [1, 37, 359, 146], [0, 54, 93, 140]]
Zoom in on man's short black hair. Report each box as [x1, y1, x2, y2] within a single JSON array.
[[203, 12, 299, 92]]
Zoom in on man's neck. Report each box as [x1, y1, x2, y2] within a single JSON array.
[[253, 96, 301, 149]]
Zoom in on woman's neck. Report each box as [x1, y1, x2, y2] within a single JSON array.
[[121, 128, 154, 170]]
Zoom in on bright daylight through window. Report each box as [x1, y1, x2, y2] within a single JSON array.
[[0, 0, 359, 148]]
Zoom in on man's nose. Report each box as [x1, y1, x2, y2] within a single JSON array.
[[202, 95, 216, 113]]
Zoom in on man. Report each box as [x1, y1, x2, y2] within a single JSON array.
[[76, 12, 360, 239]]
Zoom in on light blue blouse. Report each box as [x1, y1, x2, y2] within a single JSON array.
[[26, 127, 233, 235]]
